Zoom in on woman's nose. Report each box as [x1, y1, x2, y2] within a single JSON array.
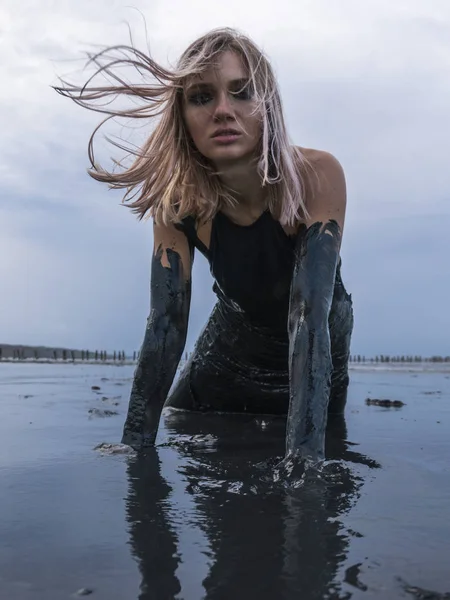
[[212, 91, 234, 120]]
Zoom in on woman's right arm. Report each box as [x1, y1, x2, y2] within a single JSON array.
[[121, 221, 193, 450]]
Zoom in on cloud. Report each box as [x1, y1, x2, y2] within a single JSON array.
[[1, 0, 449, 356]]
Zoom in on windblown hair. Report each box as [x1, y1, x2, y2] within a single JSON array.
[[54, 27, 311, 226]]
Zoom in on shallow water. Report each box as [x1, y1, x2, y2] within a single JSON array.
[[0, 363, 449, 599]]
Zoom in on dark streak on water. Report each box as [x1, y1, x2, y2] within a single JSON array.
[[0, 363, 450, 599]]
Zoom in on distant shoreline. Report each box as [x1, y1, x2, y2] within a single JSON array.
[[1, 359, 450, 373], [348, 362, 450, 373], [1, 344, 448, 370], [0, 358, 134, 366]]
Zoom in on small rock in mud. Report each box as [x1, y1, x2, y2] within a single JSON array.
[[91, 386, 101, 391], [88, 408, 118, 418], [94, 442, 136, 456], [100, 378, 109, 382], [365, 398, 405, 408], [114, 382, 125, 386], [74, 589, 94, 596], [101, 396, 121, 404], [348, 528, 363, 538]]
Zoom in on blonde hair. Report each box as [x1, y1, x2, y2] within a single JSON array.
[[54, 27, 311, 226]]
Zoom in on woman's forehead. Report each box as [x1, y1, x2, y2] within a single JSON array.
[[184, 51, 248, 88]]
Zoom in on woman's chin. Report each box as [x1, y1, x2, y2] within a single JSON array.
[[207, 146, 256, 167]]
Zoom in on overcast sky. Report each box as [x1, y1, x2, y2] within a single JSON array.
[[1, 0, 449, 357]]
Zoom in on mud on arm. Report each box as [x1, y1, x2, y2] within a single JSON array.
[[287, 220, 341, 460], [286, 150, 347, 461], [121, 223, 193, 450]]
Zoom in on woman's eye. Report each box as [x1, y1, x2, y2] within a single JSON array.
[[232, 88, 253, 101], [233, 90, 252, 100], [188, 92, 213, 106]]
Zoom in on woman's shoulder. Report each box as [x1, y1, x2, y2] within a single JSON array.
[[295, 146, 347, 231], [296, 146, 344, 176]]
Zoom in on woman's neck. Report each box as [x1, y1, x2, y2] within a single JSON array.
[[215, 155, 266, 210]]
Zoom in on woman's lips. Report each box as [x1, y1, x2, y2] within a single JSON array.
[[211, 133, 241, 144]]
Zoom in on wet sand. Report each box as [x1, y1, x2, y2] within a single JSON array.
[[0, 363, 449, 599]]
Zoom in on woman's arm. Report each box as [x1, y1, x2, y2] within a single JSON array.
[[121, 221, 193, 450], [286, 151, 347, 461]]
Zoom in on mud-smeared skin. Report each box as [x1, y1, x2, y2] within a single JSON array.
[[127, 213, 353, 458], [328, 261, 354, 414], [287, 220, 352, 460], [121, 245, 192, 450], [165, 216, 353, 462]]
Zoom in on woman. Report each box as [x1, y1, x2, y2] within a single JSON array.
[[55, 27, 353, 462]]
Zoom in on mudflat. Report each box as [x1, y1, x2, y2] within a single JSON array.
[[0, 362, 449, 599]]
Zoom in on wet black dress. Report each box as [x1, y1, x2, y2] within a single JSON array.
[[166, 209, 354, 415]]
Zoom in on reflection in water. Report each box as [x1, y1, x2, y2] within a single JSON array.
[[125, 413, 379, 600], [126, 451, 181, 599]]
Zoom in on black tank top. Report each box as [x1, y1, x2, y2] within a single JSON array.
[[176, 209, 299, 330]]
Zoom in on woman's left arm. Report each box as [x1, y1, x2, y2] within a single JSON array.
[[286, 151, 347, 461]]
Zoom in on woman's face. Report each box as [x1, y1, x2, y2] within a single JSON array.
[[183, 51, 261, 167]]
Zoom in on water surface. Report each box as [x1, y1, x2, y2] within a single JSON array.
[[0, 363, 449, 599]]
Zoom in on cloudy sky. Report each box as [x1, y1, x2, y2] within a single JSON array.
[[1, 0, 449, 357]]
